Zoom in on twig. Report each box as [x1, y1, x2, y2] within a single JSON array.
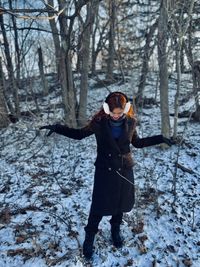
[[175, 162, 195, 174]]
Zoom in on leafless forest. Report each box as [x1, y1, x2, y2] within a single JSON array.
[[0, 1, 200, 266]]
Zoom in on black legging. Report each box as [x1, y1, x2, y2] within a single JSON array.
[[85, 211, 123, 233]]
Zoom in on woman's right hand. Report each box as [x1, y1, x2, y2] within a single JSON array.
[[162, 136, 176, 146], [40, 125, 57, 136]]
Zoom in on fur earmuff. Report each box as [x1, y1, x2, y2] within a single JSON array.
[[103, 102, 110, 114], [103, 101, 131, 114], [123, 101, 131, 114]]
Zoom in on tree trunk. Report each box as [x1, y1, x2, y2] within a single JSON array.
[[173, 41, 181, 138], [57, 0, 77, 127], [46, 0, 61, 78], [183, 22, 200, 121], [173, 0, 195, 135], [91, 12, 99, 76], [0, 58, 9, 128], [136, 19, 158, 107], [38, 46, 48, 96], [193, 61, 200, 121], [0, 13, 19, 117], [106, 0, 116, 81], [8, 0, 21, 85], [157, 0, 170, 138], [91, 20, 108, 76], [78, 0, 99, 126]]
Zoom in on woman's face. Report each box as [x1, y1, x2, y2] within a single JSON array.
[[110, 107, 124, 120]]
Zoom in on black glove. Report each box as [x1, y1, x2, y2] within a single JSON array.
[[40, 125, 58, 136], [162, 136, 176, 146]]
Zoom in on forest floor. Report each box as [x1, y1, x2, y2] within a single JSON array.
[[0, 72, 200, 267]]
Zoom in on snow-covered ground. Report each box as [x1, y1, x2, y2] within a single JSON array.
[[0, 73, 200, 267]]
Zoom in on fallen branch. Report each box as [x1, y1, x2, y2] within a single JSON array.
[[176, 163, 195, 174]]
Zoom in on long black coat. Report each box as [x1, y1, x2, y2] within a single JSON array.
[[53, 117, 164, 216]]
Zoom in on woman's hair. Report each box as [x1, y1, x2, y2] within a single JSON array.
[[107, 92, 127, 111], [91, 92, 135, 122]]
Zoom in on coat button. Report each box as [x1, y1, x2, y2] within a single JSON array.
[[118, 154, 121, 157], [118, 168, 121, 171], [108, 167, 112, 171], [108, 153, 111, 157]]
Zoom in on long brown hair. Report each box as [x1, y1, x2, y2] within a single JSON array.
[[91, 92, 135, 122]]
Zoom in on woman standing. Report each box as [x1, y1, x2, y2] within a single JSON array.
[[40, 91, 173, 259]]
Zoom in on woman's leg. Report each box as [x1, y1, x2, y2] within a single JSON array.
[[83, 212, 102, 259], [85, 212, 103, 233], [110, 213, 123, 247], [110, 213, 123, 225]]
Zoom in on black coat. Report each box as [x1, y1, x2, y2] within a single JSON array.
[[53, 117, 164, 216]]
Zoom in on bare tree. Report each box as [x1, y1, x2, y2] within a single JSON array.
[[46, 0, 61, 78], [136, 19, 158, 107], [0, 57, 9, 128], [38, 46, 48, 96], [8, 0, 21, 85], [91, 17, 109, 76], [193, 61, 200, 121], [106, 0, 116, 81], [46, 0, 91, 127], [78, 0, 99, 126], [0, 12, 19, 117], [172, 0, 196, 138], [157, 0, 170, 138]]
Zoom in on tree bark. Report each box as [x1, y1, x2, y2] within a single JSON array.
[[173, 41, 181, 138], [157, 0, 170, 138], [0, 13, 19, 117], [38, 47, 48, 96], [8, 0, 21, 85], [136, 19, 158, 107], [173, 0, 195, 137], [91, 19, 108, 75], [193, 61, 200, 121], [78, 0, 99, 126], [106, 0, 116, 81], [0, 58, 9, 128], [46, 0, 61, 78], [57, 0, 77, 127]]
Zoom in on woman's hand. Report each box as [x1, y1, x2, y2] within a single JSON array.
[[162, 136, 176, 146], [40, 125, 57, 136]]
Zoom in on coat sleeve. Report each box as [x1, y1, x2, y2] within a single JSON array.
[[131, 129, 164, 148], [52, 123, 94, 140]]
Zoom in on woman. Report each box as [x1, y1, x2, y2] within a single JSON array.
[[40, 91, 173, 259]]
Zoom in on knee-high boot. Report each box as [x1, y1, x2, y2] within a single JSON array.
[[83, 212, 102, 259], [110, 213, 123, 248], [111, 223, 123, 248], [83, 231, 96, 259]]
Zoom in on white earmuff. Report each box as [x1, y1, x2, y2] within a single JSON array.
[[103, 101, 131, 114], [103, 102, 110, 114], [123, 102, 131, 114]]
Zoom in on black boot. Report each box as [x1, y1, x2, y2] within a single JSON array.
[[83, 231, 95, 259], [111, 224, 123, 248]]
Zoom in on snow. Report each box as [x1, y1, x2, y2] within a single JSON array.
[[0, 73, 200, 267]]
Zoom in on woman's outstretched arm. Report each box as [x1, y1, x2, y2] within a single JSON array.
[[40, 123, 94, 140], [131, 130, 174, 148]]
